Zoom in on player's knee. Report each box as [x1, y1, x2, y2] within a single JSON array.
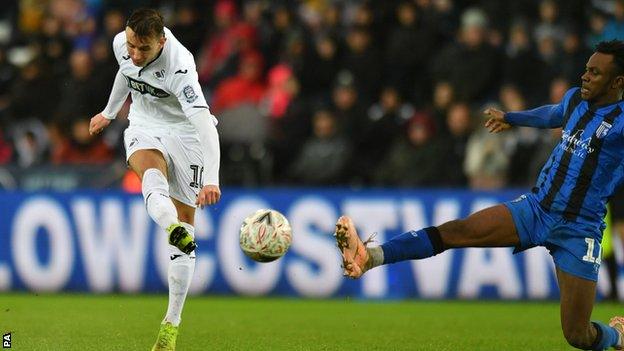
[[177, 212, 194, 225], [142, 168, 168, 195], [562, 326, 593, 349], [438, 219, 470, 247]]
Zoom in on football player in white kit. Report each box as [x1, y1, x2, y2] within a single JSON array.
[[88, 8, 220, 351]]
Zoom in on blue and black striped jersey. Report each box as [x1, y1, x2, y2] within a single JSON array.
[[505, 87, 624, 227]]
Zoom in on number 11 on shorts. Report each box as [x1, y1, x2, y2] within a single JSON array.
[[582, 238, 602, 264]]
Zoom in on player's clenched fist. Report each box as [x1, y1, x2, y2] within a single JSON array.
[[483, 107, 512, 133], [196, 184, 221, 208], [89, 113, 111, 135]]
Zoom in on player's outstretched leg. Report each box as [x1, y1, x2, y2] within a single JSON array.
[[334, 216, 445, 278], [609, 317, 624, 349]]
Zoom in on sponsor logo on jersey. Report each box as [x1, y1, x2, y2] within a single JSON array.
[[183, 85, 198, 103], [595, 121, 612, 139], [175, 69, 188, 75], [154, 69, 165, 80], [560, 129, 595, 158], [125, 75, 170, 98]]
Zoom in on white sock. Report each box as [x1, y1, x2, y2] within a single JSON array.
[[164, 222, 196, 326], [142, 168, 179, 231]]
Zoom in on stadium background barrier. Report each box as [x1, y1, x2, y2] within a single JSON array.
[[0, 188, 618, 299]]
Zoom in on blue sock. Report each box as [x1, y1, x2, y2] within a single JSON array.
[[591, 322, 620, 350], [381, 227, 445, 264]]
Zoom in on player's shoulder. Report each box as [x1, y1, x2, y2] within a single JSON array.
[[164, 27, 196, 72], [559, 87, 582, 110]]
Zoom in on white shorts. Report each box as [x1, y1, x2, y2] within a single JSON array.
[[124, 127, 203, 208]]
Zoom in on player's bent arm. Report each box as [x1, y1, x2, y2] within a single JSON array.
[[188, 110, 220, 187], [101, 69, 130, 120], [504, 104, 564, 128]]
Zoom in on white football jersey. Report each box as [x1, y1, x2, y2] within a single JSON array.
[[112, 27, 213, 133]]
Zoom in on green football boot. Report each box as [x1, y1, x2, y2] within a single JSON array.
[[166, 224, 196, 254], [151, 322, 178, 351]]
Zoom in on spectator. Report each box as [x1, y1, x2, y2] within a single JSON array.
[[560, 30, 592, 86], [56, 49, 102, 123], [243, 0, 273, 60], [197, 0, 241, 86], [36, 16, 71, 78], [299, 35, 340, 100], [263, 64, 297, 120], [289, 109, 351, 185], [13, 129, 47, 167], [375, 112, 442, 187], [263, 64, 310, 182], [436, 102, 472, 187], [90, 37, 117, 93], [0, 127, 12, 164], [280, 28, 309, 81], [341, 25, 381, 104], [603, 0, 624, 40], [535, 28, 561, 88], [211, 51, 265, 114], [52, 118, 113, 164], [352, 86, 413, 184], [170, 3, 205, 55], [8, 59, 58, 125], [320, 3, 345, 41], [534, 0, 566, 45], [432, 7, 501, 103], [503, 21, 549, 105], [464, 103, 510, 189], [384, 1, 435, 103], [586, 10, 608, 49], [264, 5, 299, 70], [101, 8, 125, 42], [430, 81, 455, 135], [330, 70, 367, 141], [499, 84, 545, 187], [0, 46, 17, 118]]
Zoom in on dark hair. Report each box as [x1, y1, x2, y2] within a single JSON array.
[[596, 40, 624, 75], [126, 8, 164, 39]]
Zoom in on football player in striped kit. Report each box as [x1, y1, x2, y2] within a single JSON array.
[[336, 40, 624, 350]]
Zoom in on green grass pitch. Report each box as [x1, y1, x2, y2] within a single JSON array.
[[1, 293, 622, 350]]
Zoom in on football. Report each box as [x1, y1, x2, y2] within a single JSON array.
[[239, 209, 292, 262]]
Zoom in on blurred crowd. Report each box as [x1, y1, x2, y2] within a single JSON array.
[[0, 0, 621, 188]]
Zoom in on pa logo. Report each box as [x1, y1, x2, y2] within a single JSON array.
[[3, 332, 11, 348]]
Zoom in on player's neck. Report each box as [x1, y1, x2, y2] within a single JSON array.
[[145, 48, 164, 67]]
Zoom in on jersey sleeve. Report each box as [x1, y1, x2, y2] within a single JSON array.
[[168, 62, 212, 121], [101, 69, 130, 119], [504, 88, 579, 128]]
